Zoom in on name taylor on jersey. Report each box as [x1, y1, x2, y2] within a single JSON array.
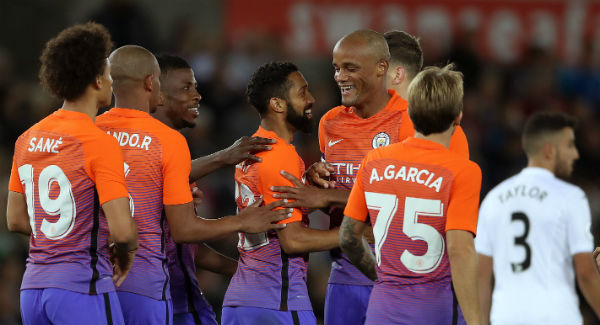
[[498, 184, 548, 204]]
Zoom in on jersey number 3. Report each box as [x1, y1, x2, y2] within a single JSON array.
[[511, 212, 531, 273], [366, 192, 445, 274], [18, 164, 76, 240]]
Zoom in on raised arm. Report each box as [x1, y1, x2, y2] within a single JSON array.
[[190, 136, 275, 182], [165, 198, 290, 243], [276, 221, 339, 255]]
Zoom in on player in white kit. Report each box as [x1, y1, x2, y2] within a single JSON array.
[[476, 112, 600, 325]]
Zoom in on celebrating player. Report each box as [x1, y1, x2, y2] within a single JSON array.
[[95, 46, 290, 325], [153, 54, 277, 325], [272, 29, 469, 325], [6, 23, 138, 325], [476, 112, 600, 324], [340, 64, 482, 325], [221, 62, 340, 325]]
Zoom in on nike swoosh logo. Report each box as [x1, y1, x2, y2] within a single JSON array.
[[328, 139, 343, 147]]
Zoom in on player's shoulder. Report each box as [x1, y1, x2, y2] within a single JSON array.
[[441, 148, 480, 177], [320, 105, 347, 124], [548, 176, 586, 199]]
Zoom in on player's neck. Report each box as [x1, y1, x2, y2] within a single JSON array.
[[414, 129, 453, 148], [354, 88, 391, 119], [113, 88, 150, 113], [260, 116, 293, 144], [527, 159, 555, 175], [395, 80, 410, 100], [61, 96, 100, 121], [151, 108, 175, 129]]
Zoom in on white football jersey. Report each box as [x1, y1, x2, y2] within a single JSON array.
[[475, 167, 593, 325]]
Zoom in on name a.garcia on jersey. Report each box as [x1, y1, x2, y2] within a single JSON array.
[[107, 131, 152, 150], [28, 137, 62, 153], [369, 164, 444, 192]]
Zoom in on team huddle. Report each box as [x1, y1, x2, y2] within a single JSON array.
[[5, 22, 600, 325]]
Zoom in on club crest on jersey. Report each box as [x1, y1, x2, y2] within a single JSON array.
[[372, 132, 390, 148]]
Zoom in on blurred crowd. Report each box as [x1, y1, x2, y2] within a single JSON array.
[[2, 0, 600, 324]]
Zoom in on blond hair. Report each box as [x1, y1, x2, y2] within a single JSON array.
[[407, 64, 463, 135]]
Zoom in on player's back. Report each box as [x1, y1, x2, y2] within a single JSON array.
[[96, 107, 190, 300], [351, 137, 479, 286], [476, 167, 591, 324], [344, 137, 480, 324], [224, 127, 311, 312], [8, 109, 128, 295]]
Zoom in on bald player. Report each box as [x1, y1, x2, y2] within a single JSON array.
[[272, 30, 470, 324], [95, 45, 291, 325]]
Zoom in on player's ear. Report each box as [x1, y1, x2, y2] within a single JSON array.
[[94, 76, 102, 90], [377, 59, 389, 77], [269, 97, 286, 113], [392, 66, 405, 85], [541, 142, 555, 160], [454, 111, 463, 126], [144, 74, 153, 92]]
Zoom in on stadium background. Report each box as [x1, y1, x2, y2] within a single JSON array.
[[1, 0, 600, 323]]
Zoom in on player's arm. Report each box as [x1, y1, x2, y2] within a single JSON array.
[[574, 253, 600, 317], [195, 243, 237, 277], [189, 136, 275, 182], [103, 197, 139, 286], [165, 199, 290, 243], [446, 163, 482, 325], [272, 170, 348, 209], [6, 191, 32, 235], [447, 230, 481, 325], [339, 216, 377, 281], [276, 221, 339, 255], [478, 253, 494, 325], [87, 135, 139, 286]]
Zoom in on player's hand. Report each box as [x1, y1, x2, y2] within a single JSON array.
[[271, 170, 329, 209], [305, 162, 335, 188], [593, 247, 600, 273], [191, 186, 204, 212], [237, 198, 291, 233], [221, 136, 275, 165], [110, 244, 137, 287]]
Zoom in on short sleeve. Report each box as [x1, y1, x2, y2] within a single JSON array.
[[566, 189, 594, 255], [449, 126, 470, 159], [162, 133, 193, 206], [86, 135, 130, 205], [474, 191, 495, 256], [344, 157, 369, 222], [318, 115, 326, 154], [445, 161, 482, 235], [8, 156, 24, 193], [257, 146, 303, 224]]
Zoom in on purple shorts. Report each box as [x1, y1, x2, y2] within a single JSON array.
[[325, 283, 372, 325], [365, 282, 465, 325], [117, 291, 173, 325], [173, 304, 217, 325], [21, 288, 124, 325], [222, 306, 316, 325]]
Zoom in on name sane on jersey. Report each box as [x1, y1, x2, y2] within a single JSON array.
[[28, 137, 62, 153], [369, 164, 444, 193], [106, 131, 152, 150]]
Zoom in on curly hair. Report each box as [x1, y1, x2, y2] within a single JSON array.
[[246, 61, 298, 114], [39, 22, 113, 100]]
